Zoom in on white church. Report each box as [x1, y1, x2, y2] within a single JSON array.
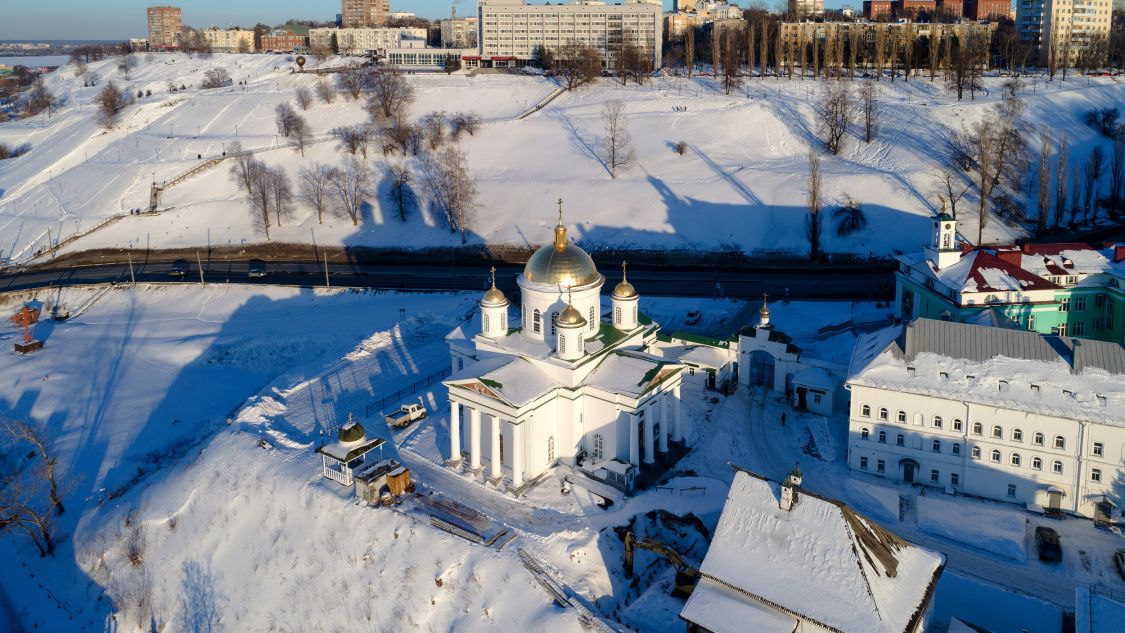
[[444, 206, 687, 495]]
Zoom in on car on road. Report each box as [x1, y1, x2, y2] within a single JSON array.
[[1115, 549, 1125, 580], [1036, 526, 1062, 562], [385, 403, 427, 428], [169, 259, 190, 277], [685, 309, 702, 326], [248, 260, 268, 278]]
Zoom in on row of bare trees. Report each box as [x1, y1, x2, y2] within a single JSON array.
[[1, 418, 68, 557]]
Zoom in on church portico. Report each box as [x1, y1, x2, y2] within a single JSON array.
[[442, 204, 690, 496]]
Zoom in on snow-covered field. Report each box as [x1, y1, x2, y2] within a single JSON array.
[[2, 53, 1122, 265], [917, 494, 1028, 561]]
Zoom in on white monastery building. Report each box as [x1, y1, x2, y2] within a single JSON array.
[[847, 318, 1125, 521], [444, 207, 686, 495], [681, 468, 945, 633]]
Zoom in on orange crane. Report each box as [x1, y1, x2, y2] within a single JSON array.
[[623, 532, 700, 597]]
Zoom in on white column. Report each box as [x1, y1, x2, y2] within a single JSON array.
[[629, 413, 639, 466], [449, 400, 461, 463], [643, 414, 655, 464], [673, 384, 683, 442], [659, 395, 669, 453], [489, 414, 502, 480], [469, 407, 481, 471], [511, 422, 524, 488]]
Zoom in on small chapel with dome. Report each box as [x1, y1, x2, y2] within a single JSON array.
[[444, 204, 687, 495]]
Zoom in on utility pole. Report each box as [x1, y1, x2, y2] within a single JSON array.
[[127, 250, 136, 286], [196, 250, 205, 286], [324, 257, 330, 289]]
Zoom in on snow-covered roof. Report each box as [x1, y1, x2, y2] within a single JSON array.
[[447, 356, 561, 408], [937, 250, 1059, 294], [585, 352, 680, 398], [316, 436, 385, 463], [681, 578, 797, 633], [1016, 243, 1125, 281], [1075, 587, 1125, 633], [849, 319, 1125, 426], [667, 343, 731, 370], [791, 366, 833, 390], [681, 470, 944, 633]]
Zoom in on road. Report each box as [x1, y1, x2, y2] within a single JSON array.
[[0, 259, 893, 300]]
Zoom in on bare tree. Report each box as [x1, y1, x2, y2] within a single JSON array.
[[859, 78, 878, 144], [227, 141, 256, 193], [117, 53, 138, 80], [1035, 129, 1053, 235], [720, 31, 741, 95], [298, 163, 333, 224], [275, 102, 299, 137], [367, 67, 415, 122], [267, 168, 294, 227], [326, 157, 375, 225], [199, 68, 230, 89], [332, 125, 365, 156], [336, 67, 366, 100], [685, 28, 696, 78], [1, 418, 66, 515], [1054, 134, 1069, 227], [246, 159, 272, 238], [23, 78, 58, 117], [817, 82, 854, 155], [1110, 132, 1125, 213], [291, 116, 312, 157], [295, 86, 313, 111], [873, 27, 887, 81], [806, 149, 823, 260], [616, 35, 649, 86], [833, 194, 867, 236], [557, 41, 604, 90], [421, 111, 448, 150], [449, 112, 482, 139], [95, 80, 129, 129], [387, 163, 416, 222], [1085, 146, 1105, 221], [315, 78, 336, 104], [383, 119, 422, 155], [0, 463, 57, 556], [711, 28, 721, 77], [927, 31, 941, 81], [601, 100, 634, 179], [421, 146, 477, 242], [934, 169, 970, 219]]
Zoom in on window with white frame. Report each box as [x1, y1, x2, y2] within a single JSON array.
[[1052, 460, 1063, 474], [896, 434, 904, 447], [878, 430, 887, 443], [1093, 442, 1104, 457], [953, 418, 963, 431], [877, 460, 885, 473], [992, 425, 1003, 439], [1032, 457, 1042, 470], [951, 472, 960, 486], [1010, 453, 1021, 467], [861, 405, 871, 417], [860, 456, 868, 470], [1073, 296, 1086, 311], [533, 308, 541, 333], [1007, 484, 1017, 498], [952, 443, 961, 455], [879, 408, 888, 420], [930, 469, 939, 483], [1013, 428, 1023, 442], [932, 440, 941, 453], [861, 428, 870, 440], [1059, 298, 1070, 312], [897, 410, 907, 423], [1091, 468, 1102, 482], [1054, 435, 1065, 450], [933, 416, 943, 429], [1034, 432, 1044, 446], [972, 446, 981, 459], [991, 449, 1002, 463], [972, 422, 983, 435], [547, 435, 556, 462]]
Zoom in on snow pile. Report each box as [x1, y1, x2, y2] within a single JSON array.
[[932, 572, 1062, 633], [916, 495, 1027, 561]]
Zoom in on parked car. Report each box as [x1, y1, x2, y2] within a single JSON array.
[[248, 259, 268, 278], [1115, 549, 1125, 580], [168, 259, 190, 277], [685, 309, 702, 326], [385, 403, 427, 428], [1036, 526, 1062, 562]]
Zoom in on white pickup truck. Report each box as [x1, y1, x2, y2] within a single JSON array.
[[385, 403, 427, 428]]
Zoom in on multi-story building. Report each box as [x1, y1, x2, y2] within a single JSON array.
[[475, 0, 662, 70], [936, 0, 965, 17], [342, 0, 391, 28], [863, 0, 896, 18], [964, 0, 1011, 18], [847, 318, 1125, 521], [788, 0, 826, 16], [1017, 0, 1115, 65], [147, 6, 182, 49], [440, 17, 479, 48], [260, 26, 310, 52], [201, 28, 255, 53], [310, 27, 426, 54], [894, 215, 1125, 344]]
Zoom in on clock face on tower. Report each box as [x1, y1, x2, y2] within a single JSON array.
[[945, 224, 951, 229]]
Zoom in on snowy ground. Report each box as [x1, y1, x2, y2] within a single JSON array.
[[1, 287, 1123, 632], [2, 53, 1123, 265]]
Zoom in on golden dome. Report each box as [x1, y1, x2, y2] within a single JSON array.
[[612, 261, 637, 299], [522, 202, 600, 288], [481, 267, 508, 306], [557, 303, 587, 327]]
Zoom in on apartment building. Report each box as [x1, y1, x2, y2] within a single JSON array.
[[201, 28, 255, 53], [147, 6, 182, 49], [1017, 0, 1114, 65], [963, 0, 1011, 18], [261, 26, 310, 52], [440, 17, 479, 48], [342, 0, 391, 28], [310, 27, 426, 54], [847, 318, 1125, 522], [788, 0, 826, 16], [895, 215, 1125, 344], [475, 0, 662, 70]]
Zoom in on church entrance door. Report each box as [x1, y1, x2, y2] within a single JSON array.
[[748, 351, 774, 388]]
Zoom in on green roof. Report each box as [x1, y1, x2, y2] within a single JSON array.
[[668, 331, 730, 348]]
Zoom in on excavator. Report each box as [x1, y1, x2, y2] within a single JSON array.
[[623, 532, 700, 597]]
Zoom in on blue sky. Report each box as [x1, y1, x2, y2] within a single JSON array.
[[0, 0, 860, 41]]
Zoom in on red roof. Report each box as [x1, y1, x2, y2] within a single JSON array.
[[962, 250, 1061, 293]]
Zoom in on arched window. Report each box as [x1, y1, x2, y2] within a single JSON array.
[[533, 309, 541, 333], [861, 428, 870, 440], [547, 436, 556, 462], [861, 405, 871, 417], [971, 446, 981, 459], [1033, 432, 1044, 446], [952, 443, 961, 455], [589, 306, 596, 328], [933, 416, 943, 429], [897, 410, 907, 423], [990, 449, 1002, 463], [1052, 460, 1063, 474], [972, 422, 983, 435], [1012, 429, 1023, 442], [593, 433, 604, 460], [500, 313, 507, 330], [953, 419, 963, 431], [615, 306, 621, 323], [558, 333, 566, 353], [550, 311, 559, 335], [1010, 453, 1021, 467], [483, 314, 490, 331], [632, 305, 638, 322], [878, 431, 887, 443], [932, 440, 941, 453], [991, 425, 1003, 439], [1054, 435, 1065, 450], [1032, 457, 1042, 470], [896, 434, 905, 447], [879, 408, 888, 420]]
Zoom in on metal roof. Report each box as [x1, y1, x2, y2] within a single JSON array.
[[901, 319, 1125, 376]]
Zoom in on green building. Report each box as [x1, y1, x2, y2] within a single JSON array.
[[895, 215, 1125, 343]]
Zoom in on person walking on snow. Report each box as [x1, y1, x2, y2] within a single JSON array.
[[780, 412, 786, 426]]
